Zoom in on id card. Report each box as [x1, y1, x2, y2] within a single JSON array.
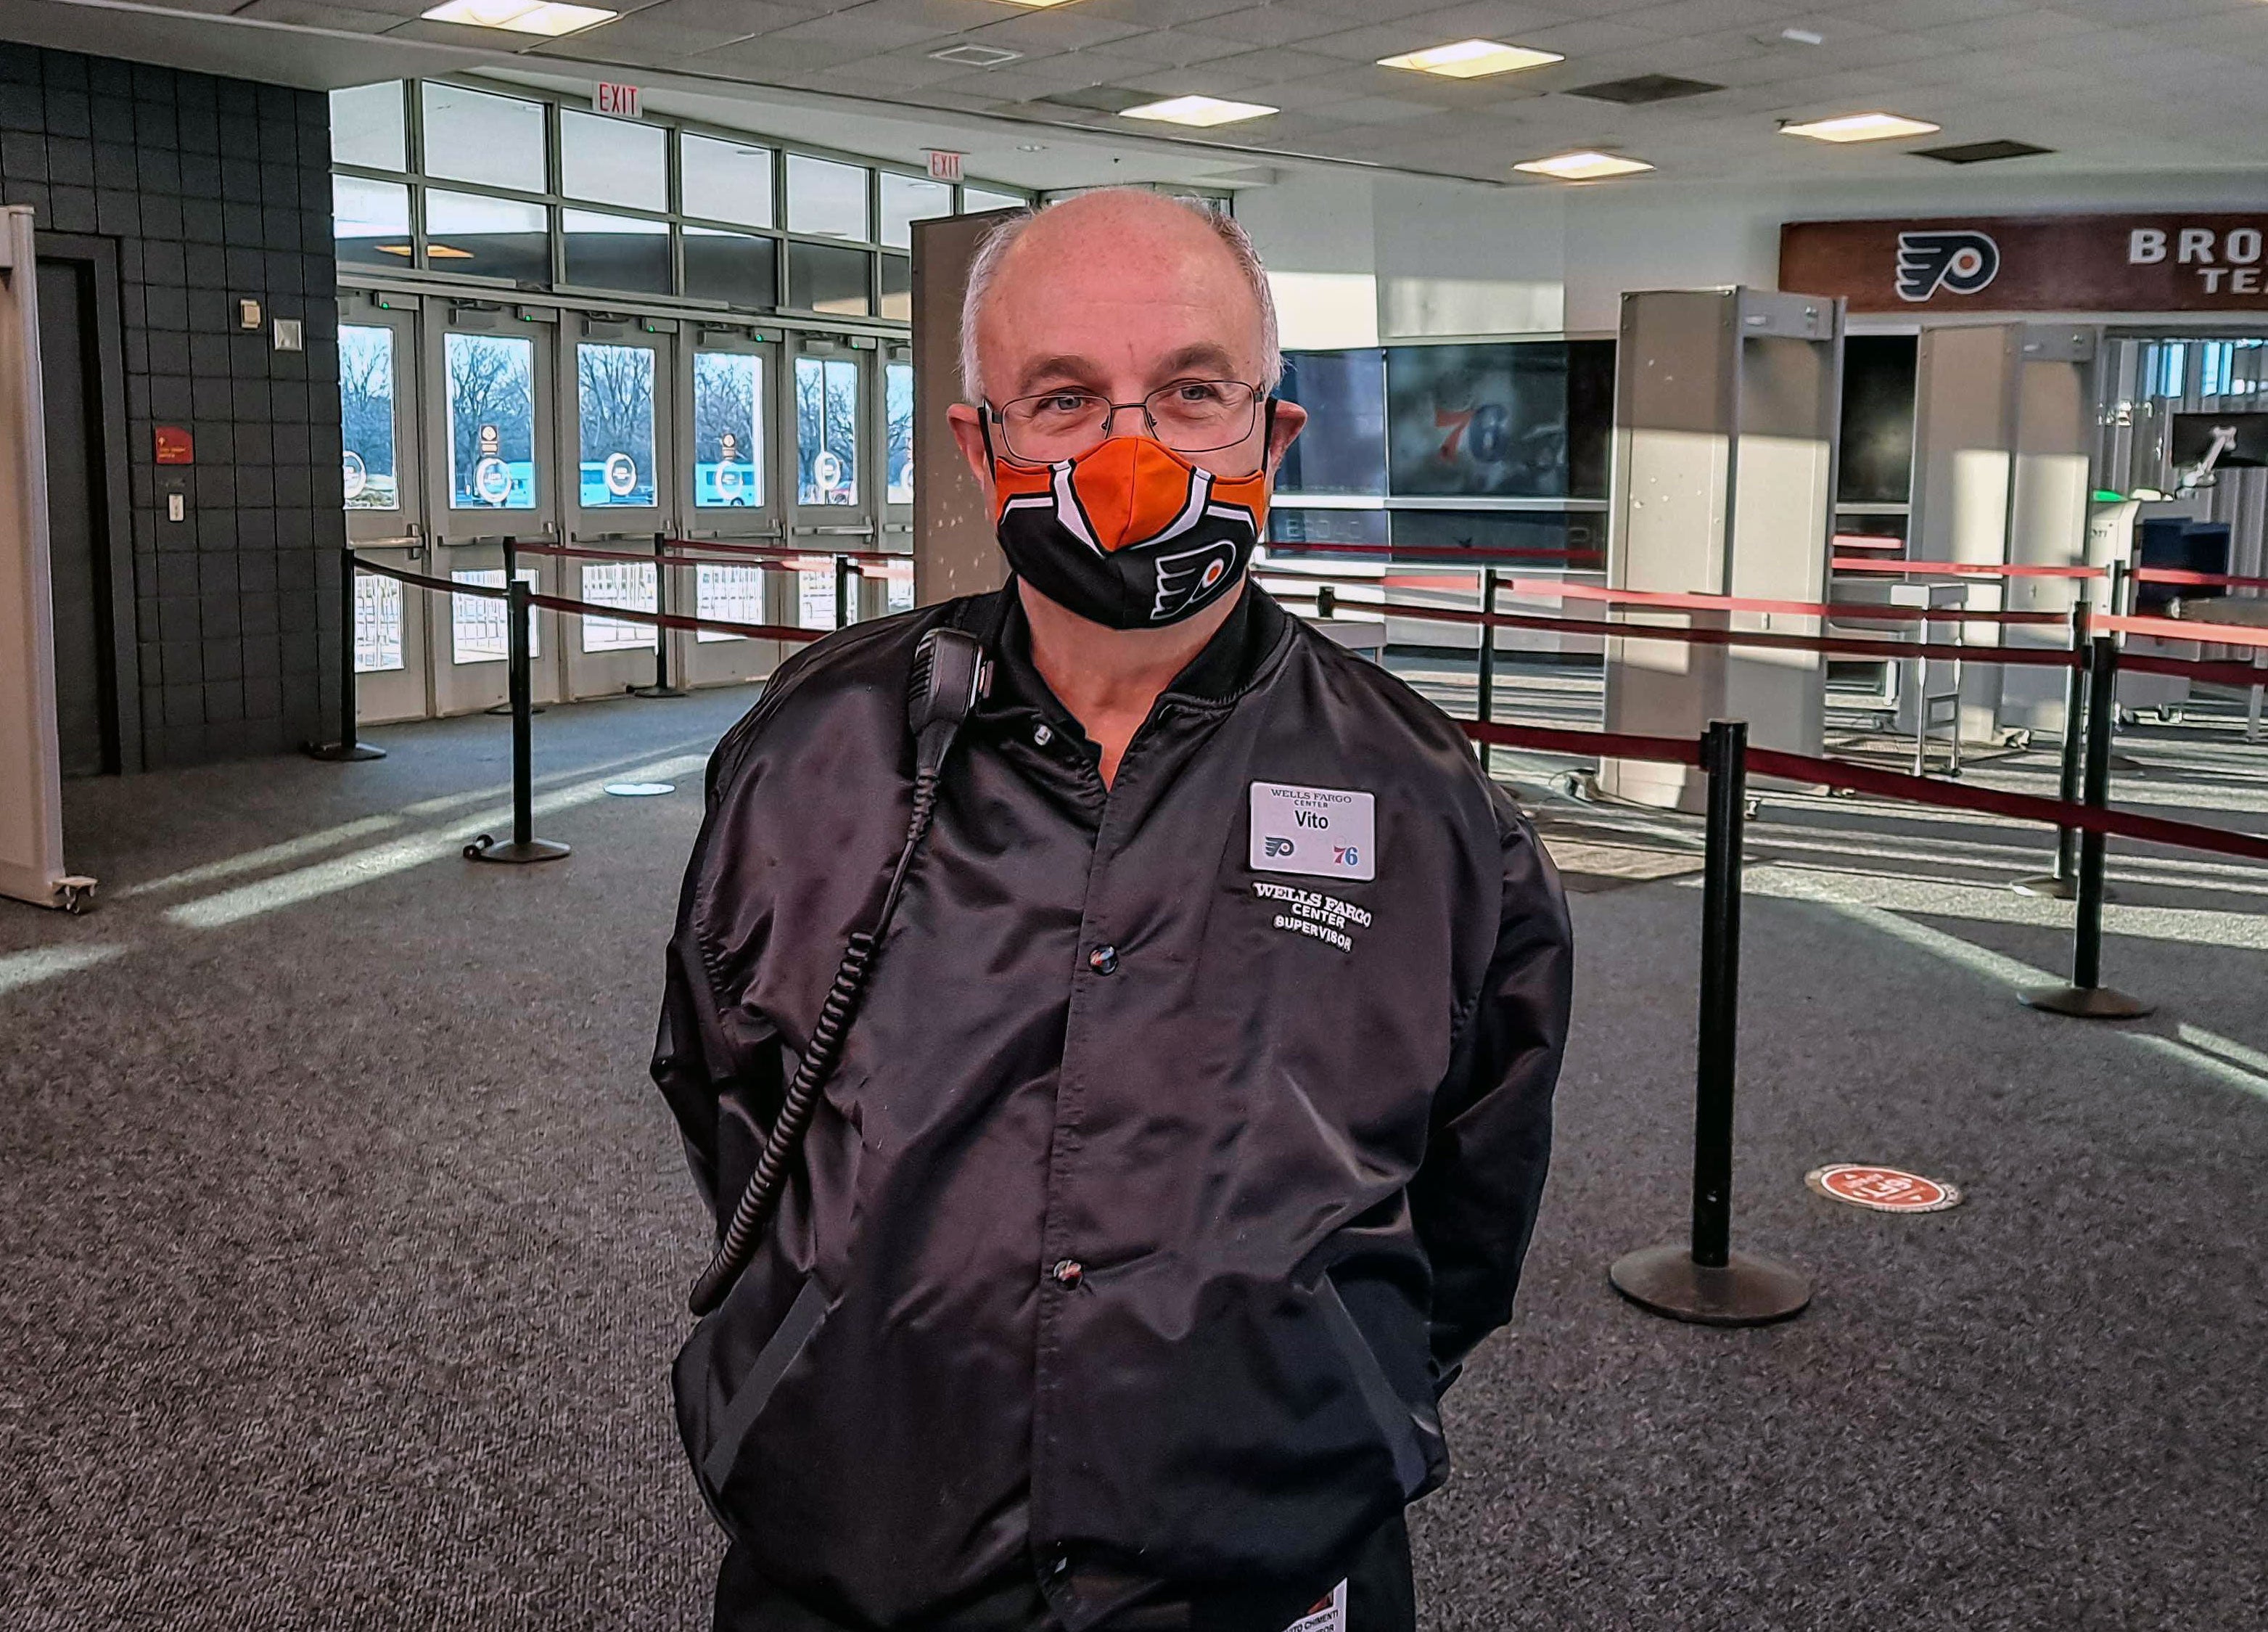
[[1249, 782, 1376, 882], [1283, 1580, 1347, 1632]]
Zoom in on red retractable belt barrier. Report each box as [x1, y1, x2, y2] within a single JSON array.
[[1263, 540, 1603, 565], [519, 541, 680, 567], [2090, 610, 2268, 649], [1455, 709, 2268, 867], [660, 536, 902, 566], [2119, 650, 2268, 688], [1263, 564, 2071, 626], [1830, 558, 2106, 580], [1318, 597, 2079, 670], [345, 551, 2268, 869], [1465, 717, 1702, 766], [353, 556, 506, 599], [1740, 745, 2268, 865], [2135, 567, 2268, 592], [525, 591, 823, 646]]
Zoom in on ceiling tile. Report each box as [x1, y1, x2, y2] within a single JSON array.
[[1611, 0, 1791, 33], [234, 1, 410, 30], [1175, 8, 1368, 48], [690, 34, 871, 75], [638, 0, 832, 30], [1069, 30, 1264, 69], [763, 7, 966, 50], [958, 10, 1157, 52], [1078, 0, 1270, 25]]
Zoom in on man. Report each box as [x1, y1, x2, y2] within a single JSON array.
[[653, 190, 1571, 1632]]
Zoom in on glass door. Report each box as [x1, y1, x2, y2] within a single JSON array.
[[563, 319, 676, 700], [682, 332, 785, 689], [879, 346, 916, 619], [338, 298, 430, 723], [428, 306, 558, 717], [785, 335, 875, 637]]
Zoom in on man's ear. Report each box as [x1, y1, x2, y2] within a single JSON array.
[[1263, 398, 1307, 477], [948, 403, 996, 502]]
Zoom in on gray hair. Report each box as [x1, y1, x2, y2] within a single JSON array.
[[958, 191, 1282, 406]]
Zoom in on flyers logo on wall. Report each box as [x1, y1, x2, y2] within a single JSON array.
[[1782, 213, 2268, 313]]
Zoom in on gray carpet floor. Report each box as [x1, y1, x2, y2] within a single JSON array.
[[4, 681, 2265, 1631]]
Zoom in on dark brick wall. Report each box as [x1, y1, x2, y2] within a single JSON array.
[[0, 43, 344, 768]]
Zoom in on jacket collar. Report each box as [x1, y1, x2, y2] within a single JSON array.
[[978, 579, 1290, 729]]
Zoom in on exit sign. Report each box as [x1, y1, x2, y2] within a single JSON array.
[[926, 149, 964, 183], [596, 82, 641, 118]]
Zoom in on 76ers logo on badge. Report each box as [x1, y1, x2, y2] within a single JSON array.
[[1896, 230, 2000, 302], [1151, 538, 1238, 621]]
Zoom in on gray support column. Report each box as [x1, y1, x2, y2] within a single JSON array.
[[911, 211, 1014, 608]]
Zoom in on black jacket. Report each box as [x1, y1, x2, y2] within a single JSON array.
[[653, 584, 1572, 1631]]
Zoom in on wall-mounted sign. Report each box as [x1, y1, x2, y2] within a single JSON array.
[[596, 82, 641, 118], [926, 149, 964, 183], [154, 425, 193, 464], [1782, 213, 2268, 314]]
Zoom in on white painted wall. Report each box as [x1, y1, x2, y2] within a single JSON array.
[[1240, 165, 2268, 343]]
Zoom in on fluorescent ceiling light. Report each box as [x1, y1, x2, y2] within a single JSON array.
[[1377, 39, 1563, 78], [1119, 96, 1278, 128], [420, 1, 617, 36], [1514, 150, 1654, 181], [1780, 111, 1941, 143]]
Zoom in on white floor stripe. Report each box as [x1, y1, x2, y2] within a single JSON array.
[[0, 943, 127, 998], [165, 755, 707, 930]]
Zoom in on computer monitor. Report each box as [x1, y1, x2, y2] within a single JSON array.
[[2169, 411, 2268, 471]]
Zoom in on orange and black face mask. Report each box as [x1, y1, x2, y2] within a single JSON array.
[[987, 427, 1273, 631]]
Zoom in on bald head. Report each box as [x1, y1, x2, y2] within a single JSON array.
[[958, 190, 1280, 407]]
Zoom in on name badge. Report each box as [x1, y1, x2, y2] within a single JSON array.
[[1283, 1581, 1347, 1632], [1249, 782, 1376, 882]]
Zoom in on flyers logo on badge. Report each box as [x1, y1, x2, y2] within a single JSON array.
[[1282, 1580, 1347, 1632], [1250, 782, 1375, 882]]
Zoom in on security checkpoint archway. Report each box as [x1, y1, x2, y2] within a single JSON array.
[[1598, 287, 1845, 812], [0, 203, 90, 910], [1907, 322, 2100, 739]]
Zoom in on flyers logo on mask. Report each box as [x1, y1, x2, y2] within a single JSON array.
[[991, 435, 1270, 630]]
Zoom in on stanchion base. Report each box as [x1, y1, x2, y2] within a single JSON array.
[[630, 684, 688, 699], [484, 702, 547, 717], [463, 835, 571, 866], [1608, 1244, 1812, 1327], [2011, 873, 2076, 899], [303, 739, 386, 762], [2020, 984, 2155, 1020]]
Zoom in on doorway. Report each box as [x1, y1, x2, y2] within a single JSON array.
[[36, 241, 136, 776]]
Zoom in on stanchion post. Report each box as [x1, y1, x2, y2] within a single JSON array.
[[464, 578, 570, 866], [834, 554, 853, 630], [303, 544, 386, 761], [1475, 567, 1499, 772], [633, 529, 687, 699], [2022, 636, 2150, 1018], [2013, 600, 2088, 898], [1608, 720, 1811, 1326], [485, 535, 545, 718]]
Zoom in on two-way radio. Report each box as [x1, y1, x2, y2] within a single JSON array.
[[687, 626, 990, 1316]]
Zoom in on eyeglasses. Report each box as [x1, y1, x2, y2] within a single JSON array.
[[987, 380, 1267, 465]]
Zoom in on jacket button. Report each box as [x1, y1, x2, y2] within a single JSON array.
[[1051, 1258, 1083, 1287], [1088, 945, 1118, 975], [1033, 723, 1053, 747]]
